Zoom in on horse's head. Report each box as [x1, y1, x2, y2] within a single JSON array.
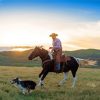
[[28, 46, 48, 60], [28, 46, 41, 60]]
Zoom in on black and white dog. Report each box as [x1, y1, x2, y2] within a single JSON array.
[[10, 78, 36, 94]]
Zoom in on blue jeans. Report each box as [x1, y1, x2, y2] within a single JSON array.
[[55, 62, 60, 71]]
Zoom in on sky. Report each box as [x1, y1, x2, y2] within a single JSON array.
[[0, 0, 100, 51]]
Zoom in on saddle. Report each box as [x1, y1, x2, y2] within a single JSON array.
[[53, 54, 71, 73], [60, 54, 71, 62]]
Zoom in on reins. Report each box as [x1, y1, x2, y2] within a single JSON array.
[[42, 59, 52, 65]]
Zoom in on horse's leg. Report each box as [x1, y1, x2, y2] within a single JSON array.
[[39, 70, 43, 78], [58, 72, 68, 86], [71, 69, 77, 88], [38, 70, 44, 82], [40, 70, 49, 87], [37, 69, 44, 86], [37, 69, 49, 87]]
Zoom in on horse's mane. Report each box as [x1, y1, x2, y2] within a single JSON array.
[[34, 46, 48, 54]]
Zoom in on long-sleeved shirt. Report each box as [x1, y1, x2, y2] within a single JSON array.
[[52, 38, 62, 49]]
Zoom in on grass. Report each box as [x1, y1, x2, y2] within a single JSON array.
[[0, 66, 100, 100]]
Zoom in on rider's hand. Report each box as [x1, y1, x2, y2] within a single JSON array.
[[49, 47, 53, 49]]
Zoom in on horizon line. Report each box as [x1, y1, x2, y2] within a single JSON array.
[[0, 46, 99, 52]]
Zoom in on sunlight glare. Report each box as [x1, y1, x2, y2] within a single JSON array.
[[12, 48, 30, 52]]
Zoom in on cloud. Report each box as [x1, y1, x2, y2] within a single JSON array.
[[60, 21, 100, 50], [65, 37, 100, 49], [0, 10, 100, 50]]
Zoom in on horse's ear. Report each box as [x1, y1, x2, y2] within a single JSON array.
[[35, 46, 39, 49], [40, 45, 43, 49]]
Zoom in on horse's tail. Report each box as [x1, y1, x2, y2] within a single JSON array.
[[84, 59, 97, 66], [75, 58, 97, 66]]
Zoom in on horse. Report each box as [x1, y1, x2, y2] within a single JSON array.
[[28, 46, 96, 88]]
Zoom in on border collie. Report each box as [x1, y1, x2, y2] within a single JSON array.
[[10, 78, 36, 94]]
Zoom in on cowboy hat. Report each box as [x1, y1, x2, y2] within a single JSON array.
[[49, 33, 58, 37]]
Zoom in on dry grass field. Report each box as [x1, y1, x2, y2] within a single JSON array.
[[0, 66, 100, 100]]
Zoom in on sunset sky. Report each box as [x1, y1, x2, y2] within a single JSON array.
[[0, 0, 100, 50]]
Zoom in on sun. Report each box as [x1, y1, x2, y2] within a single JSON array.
[[12, 48, 30, 52]]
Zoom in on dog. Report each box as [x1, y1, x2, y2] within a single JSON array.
[[10, 77, 36, 94]]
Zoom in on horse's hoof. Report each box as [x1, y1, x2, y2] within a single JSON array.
[[41, 83, 44, 86], [40, 84, 44, 88]]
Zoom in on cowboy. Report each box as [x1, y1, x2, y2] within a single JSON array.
[[49, 33, 62, 72]]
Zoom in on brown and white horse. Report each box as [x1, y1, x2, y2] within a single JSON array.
[[28, 46, 96, 88]]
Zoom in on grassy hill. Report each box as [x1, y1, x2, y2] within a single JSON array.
[[64, 49, 100, 66], [0, 49, 100, 67], [0, 66, 100, 100], [64, 49, 100, 59], [0, 49, 41, 67]]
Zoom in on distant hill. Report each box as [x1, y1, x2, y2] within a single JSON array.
[[0, 49, 38, 67], [64, 49, 100, 59], [0, 49, 100, 67]]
